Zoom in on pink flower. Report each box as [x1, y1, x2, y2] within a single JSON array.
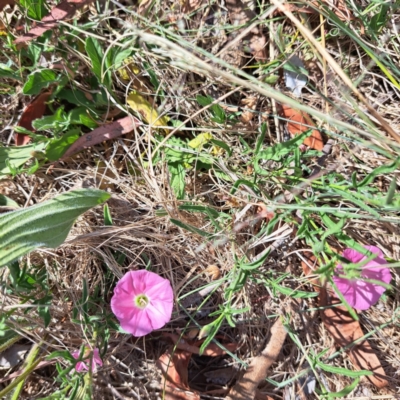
[[111, 270, 174, 337], [72, 347, 102, 373], [333, 245, 391, 310]]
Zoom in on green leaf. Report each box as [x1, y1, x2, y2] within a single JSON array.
[[178, 204, 220, 219], [254, 130, 312, 175], [103, 204, 113, 226], [0, 189, 110, 267], [325, 377, 360, 399], [85, 37, 111, 87], [32, 108, 68, 131], [112, 48, 132, 68], [23, 69, 57, 95], [370, 4, 389, 33], [0, 63, 22, 81], [386, 176, 397, 205], [269, 282, 318, 299], [168, 162, 185, 199], [68, 107, 98, 129], [0, 194, 19, 209], [357, 157, 400, 187], [45, 129, 80, 161], [57, 89, 96, 109], [170, 218, 211, 238], [0, 144, 46, 177], [317, 360, 372, 377], [19, 0, 48, 20], [210, 139, 232, 156], [239, 251, 270, 271]]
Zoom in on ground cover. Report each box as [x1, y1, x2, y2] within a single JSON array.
[[0, 0, 400, 398]]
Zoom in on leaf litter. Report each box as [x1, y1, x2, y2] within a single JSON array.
[[1, 0, 400, 398]]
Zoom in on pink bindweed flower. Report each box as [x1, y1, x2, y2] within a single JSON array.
[[111, 270, 174, 337], [72, 347, 102, 373], [333, 245, 392, 310]]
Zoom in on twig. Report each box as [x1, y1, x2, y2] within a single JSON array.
[[226, 317, 287, 400]]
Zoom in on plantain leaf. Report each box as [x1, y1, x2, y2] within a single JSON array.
[[0, 189, 110, 267], [0, 144, 46, 178]]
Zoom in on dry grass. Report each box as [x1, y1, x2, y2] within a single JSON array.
[[1, 0, 400, 398]]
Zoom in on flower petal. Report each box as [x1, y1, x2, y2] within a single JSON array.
[[363, 245, 384, 259], [145, 301, 173, 330], [75, 361, 88, 372], [92, 348, 103, 368], [146, 278, 174, 302], [119, 309, 153, 337], [342, 248, 365, 264]]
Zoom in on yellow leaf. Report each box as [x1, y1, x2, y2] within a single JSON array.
[[188, 132, 213, 150], [127, 90, 169, 133], [117, 57, 140, 81]]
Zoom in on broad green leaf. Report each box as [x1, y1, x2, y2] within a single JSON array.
[[23, 69, 57, 95], [0, 144, 46, 178], [0, 189, 110, 267], [68, 107, 98, 129], [85, 37, 111, 87], [0, 195, 19, 209], [168, 162, 185, 199], [19, 0, 47, 20], [112, 48, 133, 68], [57, 89, 96, 109], [32, 108, 68, 131], [45, 129, 80, 161]]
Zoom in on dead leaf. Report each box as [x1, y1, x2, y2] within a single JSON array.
[[256, 203, 275, 222], [226, 318, 287, 400], [225, 0, 267, 61], [61, 116, 141, 160], [204, 265, 220, 280], [280, 104, 324, 151], [127, 91, 169, 133], [240, 96, 257, 124], [301, 253, 388, 388], [157, 347, 200, 400], [182, 0, 203, 14], [16, 91, 51, 146], [0, 0, 14, 11], [14, 0, 93, 45], [162, 332, 238, 356]]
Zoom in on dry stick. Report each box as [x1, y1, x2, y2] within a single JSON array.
[[226, 317, 287, 400], [271, 0, 400, 144]]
